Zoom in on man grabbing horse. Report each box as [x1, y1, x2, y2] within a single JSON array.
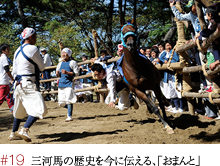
[[91, 62, 139, 110]]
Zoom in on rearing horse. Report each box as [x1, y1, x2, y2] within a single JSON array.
[[120, 21, 174, 134]]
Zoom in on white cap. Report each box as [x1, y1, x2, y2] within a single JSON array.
[[40, 48, 46, 52], [62, 48, 72, 57], [21, 27, 36, 40]]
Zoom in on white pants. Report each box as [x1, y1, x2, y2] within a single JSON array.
[[81, 83, 93, 95], [58, 87, 77, 107], [13, 79, 48, 119], [199, 52, 212, 86], [162, 80, 182, 99], [105, 88, 130, 110], [74, 81, 83, 96]]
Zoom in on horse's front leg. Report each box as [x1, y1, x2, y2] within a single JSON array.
[[134, 88, 174, 134], [153, 83, 167, 120]]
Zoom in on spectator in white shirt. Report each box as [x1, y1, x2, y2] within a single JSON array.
[[41, 48, 52, 91], [0, 43, 14, 112]]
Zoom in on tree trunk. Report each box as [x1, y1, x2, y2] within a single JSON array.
[[106, 0, 114, 53], [133, 0, 136, 26], [119, 0, 123, 25], [163, 15, 177, 41], [16, 0, 28, 28], [120, 0, 127, 26], [195, 0, 207, 30]]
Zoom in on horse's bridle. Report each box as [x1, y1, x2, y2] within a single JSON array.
[[121, 24, 139, 48]]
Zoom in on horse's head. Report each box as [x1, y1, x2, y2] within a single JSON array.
[[121, 21, 138, 52]]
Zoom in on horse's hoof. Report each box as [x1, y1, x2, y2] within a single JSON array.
[[165, 126, 174, 134]]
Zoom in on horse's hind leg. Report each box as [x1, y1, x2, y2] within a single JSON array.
[[153, 84, 168, 120], [135, 89, 174, 134]]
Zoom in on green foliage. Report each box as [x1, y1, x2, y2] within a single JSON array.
[[0, 0, 175, 63], [37, 22, 86, 64], [148, 23, 172, 46], [0, 22, 20, 60]]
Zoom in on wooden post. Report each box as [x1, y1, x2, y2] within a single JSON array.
[[92, 30, 99, 58], [175, 41, 196, 53], [175, 1, 194, 114], [58, 39, 65, 55], [92, 30, 113, 56], [176, 28, 220, 53], [187, 99, 194, 115], [182, 92, 220, 98], [155, 61, 186, 70], [99, 92, 105, 103], [175, 1, 186, 42], [201, 28, 220, 50], [97, 80, 105, 103]]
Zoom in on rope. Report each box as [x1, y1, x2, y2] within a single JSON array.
[[196, 38, 208, 52], [208, 89, 220, 104], [94, 81, 102, 92], [92, 72, 98, 80], [174, 72, 183, 93], [202, 63, 209, 77], [166, 40, 185, 71], [196, 38, 203, 52], [202, 62, 215, 78], [167, 47, 176, 71], [91, 72, 102, 92]]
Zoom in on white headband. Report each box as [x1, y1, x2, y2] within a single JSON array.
[[21, 27, 36, 40], [18, 27, 36, 44], [62, 48, 72, 57]]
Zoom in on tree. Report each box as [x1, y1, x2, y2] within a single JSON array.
[[0, 22, 20, 60], [0, 0, 176, 62]]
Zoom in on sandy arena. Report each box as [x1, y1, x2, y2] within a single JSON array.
[[1, 101, 220, 144]]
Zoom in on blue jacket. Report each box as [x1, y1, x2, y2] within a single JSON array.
[[171, 6, 206, 34], [58, 61, 73, 88], [79, 64, 92, 83], [97, 55, 112, 62], [159, 49, 179, 83]]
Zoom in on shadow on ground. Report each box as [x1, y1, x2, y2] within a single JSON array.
[[171, 114, 215, 130], [36, 129, 127, 143]]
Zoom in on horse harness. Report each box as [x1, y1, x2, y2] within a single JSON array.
[[14, 44, 40, 91], [121, 23, 139, 48]]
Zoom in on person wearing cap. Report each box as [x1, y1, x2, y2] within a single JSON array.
[[40, 48, 52, 91], [8, 27, 47, 142], [0, 43, 14, 113], [56, 48, 79, 122], [91, 62, 139, 110]]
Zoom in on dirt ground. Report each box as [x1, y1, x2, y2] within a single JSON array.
[[1, 100, 220, 144]]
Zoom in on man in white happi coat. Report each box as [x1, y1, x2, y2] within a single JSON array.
[[8, 27, 47, 142], [91, 62, 138, 110]]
